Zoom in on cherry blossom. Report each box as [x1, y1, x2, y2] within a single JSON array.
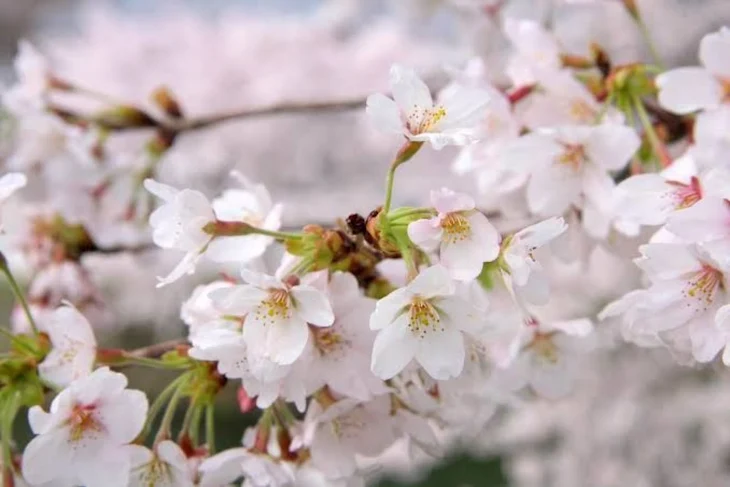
[[408, 188, 500, 281], [126, 441, 194, 487], [499, 217, 568, 304], [499, 124, 640, 216], [22, 367, 148, 487], [366, 64, 491, 149], [370, 265, 482, 380], [503, 18, 561, 86], [656, 27, 730, 114], [37, 303, 97, 388]]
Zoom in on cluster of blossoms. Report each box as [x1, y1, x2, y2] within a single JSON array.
[[0, 1, 728, 485]]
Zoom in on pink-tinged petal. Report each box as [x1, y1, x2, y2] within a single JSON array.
[[412, 131, 475, 149], [700, 27, 730, 78], [430, 187, 475, 213], [21, 429, 73, 485], [291, 285, 334, 327], [371, 315, 417, 379], [366, 93, 404, 134], [389, 64, 433, 113], [408, 265, 455, 299], [526, 165, 581, 216], [77, 449, 132, 487], [666, 197, 730, 242], [584, 124, 640, 171], [407, 217, 442, 253], [239, 268, 281, 289], [416, 327, 465, 380], [694, 106, 730, 146], [369, 287, 411, 330], [514, 217, 567, 248], [656, 67, 722, 114]]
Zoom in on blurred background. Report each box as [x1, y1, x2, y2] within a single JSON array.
[[5, 0, 730, 486]]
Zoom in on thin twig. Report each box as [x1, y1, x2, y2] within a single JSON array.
[[127, 339, 188, 358]]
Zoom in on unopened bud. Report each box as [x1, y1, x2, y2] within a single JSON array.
[[92, 105, 157, 130], [151, 86, 184, 119], [621, 0, 640, 20]]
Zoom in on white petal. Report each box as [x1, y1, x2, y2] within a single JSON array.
[[514, 271, 551, 305], [156, 250, 203, 288], [440, 238, 485, 281], [499, 132, 563, 172], [416, 328, 465, 380], [143, 178, 178, 202], [21, 429, 73, 485], [408, 265, 455, 299], [369, 288, 411, 330], [467, 211, 500, 261], [0, 172, 27, 200], [656, 67, 722, 114], [666, 197, 730, 242], [437, 85, 492, 131], [526, 165, 581, 215], [205, 235, 271, 263], [366, 93, 404, 134], [584, 124, 640, 171], [371, 315, 417, 379], [99, 389, 149, 443], [291, 285, 334, 327], [430, 187, 475, 213], [407, 217, 442, 253], [390, 64, 433, 112], [700, 27, 730, 78]]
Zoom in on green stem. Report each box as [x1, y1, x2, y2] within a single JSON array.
[[205, 403, 216, 454], [252, 227, 302, 240], [154, 378, 187, 443], [0, 267, 38, 336], [1, 391, 20, 482], [119, 356, 189, 370], [178, 401, 198, 442], [632, 95, 671, 169], [635, 17, 665, 70], [142, 373, 188, 441], [189, 403, 204, 446]]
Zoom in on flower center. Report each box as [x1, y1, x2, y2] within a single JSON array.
[[667, 176, 702, 210], [312, 327, 345, 355], [440, 212, 471, 244], [569, 99, 595, 123], [135, 456, 173, 485], [406, 105, 447, 135], [67, 404, 102, 442], [557, 144, 585, 171], [408, 297, 442, 337], [684, 264, 723, 311], [255, 288, 292, 325], [529, 332, 559, 364]]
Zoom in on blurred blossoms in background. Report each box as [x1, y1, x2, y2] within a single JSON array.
[[3, 0, 730, 486]]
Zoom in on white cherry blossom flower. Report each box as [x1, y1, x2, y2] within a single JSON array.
[[127, 440, 194, 487], [302, 271, 388, 401], [207, 268, 334, 365], [408, 188, 500, 281], [500, 124, 640, 216], [37, 303, 97, 388], [3, 41, 51, 112], [506, 316, 595, 399], [366, 64, 491, 149], [22, 367, 149, 487], [303, 397, 398, 479], [370, 265, 482, 380], [656, 27, 730, 114], [600, 242, 730, 362], [503, 18, 561, 86], [180, 280, 235, 338], [499, 217, 567, 305], [206, 171, 283, 263], [144, 179, 216, 287]]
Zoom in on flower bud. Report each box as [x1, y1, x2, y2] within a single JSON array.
[[92, 105, 157, 130], [151, 86, 184, 119]]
